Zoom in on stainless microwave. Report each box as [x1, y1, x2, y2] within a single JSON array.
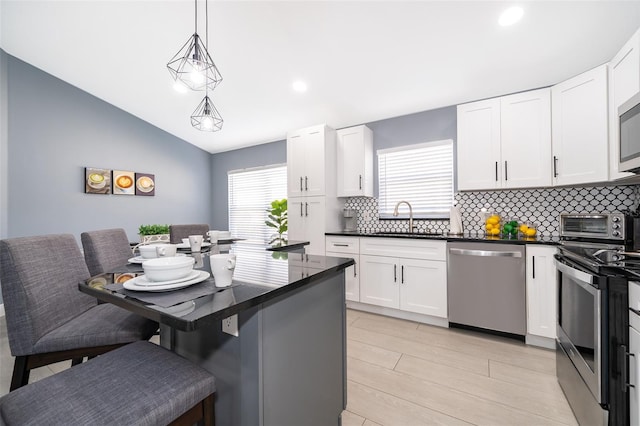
[[619, 91, 640, 173]]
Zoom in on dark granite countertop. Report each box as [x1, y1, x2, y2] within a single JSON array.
[[79, 241, 354, 332], [325, 231, 560, 246], [265, 240, 310, 252]]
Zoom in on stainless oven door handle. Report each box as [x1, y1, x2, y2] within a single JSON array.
[[449, 248, 522, 258], [554, 259, 595, 287]]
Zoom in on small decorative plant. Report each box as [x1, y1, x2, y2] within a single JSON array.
[[138, 224, 170, 243], [265, 199, 287, 246]]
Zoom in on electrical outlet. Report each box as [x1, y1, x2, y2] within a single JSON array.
[[222, 314, 239, 337]]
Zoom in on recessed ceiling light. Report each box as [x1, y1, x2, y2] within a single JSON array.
[[499, 6, 524, 26], [292, 80, 307, 93]]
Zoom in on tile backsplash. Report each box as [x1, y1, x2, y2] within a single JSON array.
[[344, 185, 639, 236]]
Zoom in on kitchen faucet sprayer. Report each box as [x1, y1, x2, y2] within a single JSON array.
[[393, 200, 414, 233]]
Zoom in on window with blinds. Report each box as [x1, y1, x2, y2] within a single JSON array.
[[378, 139, 454, 219], [228, 164, 287, 244]]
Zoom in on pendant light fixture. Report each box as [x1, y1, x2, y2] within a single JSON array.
[[191, 95, 223, 132], [167, 0, 222, 92]]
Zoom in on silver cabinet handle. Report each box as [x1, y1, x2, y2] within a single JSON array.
[[300, 203, 303, 217], [553, 156, 559, 178], [401, 265, 404, 283], [333, 243, 349, 247], [504, 161, 508, 181], [299, 176, 303, 191], [305, 176, 308, 191], [359, 175, 362, 190], [305, 202, 308, 217], [495, 161, 498, 181], [354, 262, 357, 278], [449, 248, 522, 258], [393, 264, 397, 282], [532, 256, 536, 279]]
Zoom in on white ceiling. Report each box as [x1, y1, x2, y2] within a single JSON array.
[[2, 1, 640, 154]]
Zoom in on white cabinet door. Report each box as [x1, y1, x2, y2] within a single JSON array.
[[500, 88, 552, 189], [287, 132, 306, 197], [303, 128, 326, 197], [456, 98, 502, 190], [287, 197, 306, 242], [552, 65, 609, 186], [630, 325, 640, 426], [399, 258, 447, 318], [609, 29, 639, 181], [526, 245, 557, 339], [304, 197, 326, 255], [360, 254, 399, 309], [337, 125, 373, 197], [326, 250, 359, 302]]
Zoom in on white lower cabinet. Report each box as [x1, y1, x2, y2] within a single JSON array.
[[359, 238, 447, 318], [525, 245, 557, 339], [325, 236, 360, 302]]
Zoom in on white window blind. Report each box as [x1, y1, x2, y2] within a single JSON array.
[[378, 139, 454, 219], [228, 164, 287, 244]]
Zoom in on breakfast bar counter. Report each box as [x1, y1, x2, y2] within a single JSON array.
[[79, 242, 353, 426]]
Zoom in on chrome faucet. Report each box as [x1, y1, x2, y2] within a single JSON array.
[[393, 200, 414, 233]]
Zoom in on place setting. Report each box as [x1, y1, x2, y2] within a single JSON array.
[[128, 243, 188, 264]]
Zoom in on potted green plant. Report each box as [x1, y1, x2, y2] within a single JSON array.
[[138, 224, 170, 244], [265, 199, 287, 246]]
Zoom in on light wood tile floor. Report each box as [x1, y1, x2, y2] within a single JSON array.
[[1, 311, 577, 425]]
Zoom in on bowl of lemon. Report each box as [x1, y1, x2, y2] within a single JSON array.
[[519, 223, 538, 239], [485, 214, 501, 236]]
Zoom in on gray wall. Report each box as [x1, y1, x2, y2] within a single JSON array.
[[208, 106, 457, 229], [210, 141, 286, 230], [5, 53, 212, 243], [1, 50, 8, 240]]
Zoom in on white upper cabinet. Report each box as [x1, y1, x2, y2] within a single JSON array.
[[609, 28, 639, 180], [551, 64, 609, 186], [337, 125, 373, 197], [287, 124, 334, 197], [456, 98, 502, 190], [457, 89, 551, 190], [500, 88, 552, 189]]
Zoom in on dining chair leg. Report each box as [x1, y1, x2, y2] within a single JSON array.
[[10, 356, 29, 391], [203, 394, 215, 426]]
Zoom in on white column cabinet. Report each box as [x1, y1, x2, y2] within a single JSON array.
[[336, 125, 373, 197], [457, 88, 551, 190], [609, 28, 639, 181], [359, 238, 447, 318], [325, 236, 360, 302], [551, 65, 609, 186], [286, 124, 340, 255], [526, 245, 557, 339]]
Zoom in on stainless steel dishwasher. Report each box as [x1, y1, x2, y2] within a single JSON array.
[[447, 242, 526, 336]]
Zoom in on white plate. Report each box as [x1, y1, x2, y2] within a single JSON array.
[[128, 253, 186, 264], [123, 271, 210, 292], [175, 242, 212, 249]]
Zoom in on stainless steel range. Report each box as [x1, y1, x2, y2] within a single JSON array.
[[555, 213, 632, 426]]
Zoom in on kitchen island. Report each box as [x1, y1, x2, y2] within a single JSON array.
[[79, 242, 353, 426]]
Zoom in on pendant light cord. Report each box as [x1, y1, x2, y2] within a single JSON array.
[[194, 0, 198, 34]]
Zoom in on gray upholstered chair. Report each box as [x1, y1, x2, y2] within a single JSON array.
[[81, 228, 133, 276], [0, 234, 159, 391], [169, 223, 209, 244], [0, 341, 216, 425]]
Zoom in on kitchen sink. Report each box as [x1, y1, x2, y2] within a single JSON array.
[[372, 231, 443, 237]]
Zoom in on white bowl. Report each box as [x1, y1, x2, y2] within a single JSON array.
[[142, 257, 195, 282]]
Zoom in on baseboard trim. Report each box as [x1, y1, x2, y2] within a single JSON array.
[[346, 301, 449, 328]]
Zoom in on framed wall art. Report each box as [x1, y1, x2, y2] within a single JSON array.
[[113, 170, 135, 195], [85, 167, 112, 194], [135, 173, 155, 196]]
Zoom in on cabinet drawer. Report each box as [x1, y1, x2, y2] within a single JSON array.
[[360, 237, 446, 261], [325, 236, 359, 254]]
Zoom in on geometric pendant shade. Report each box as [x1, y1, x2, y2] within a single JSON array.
[[167, 33, 223, 92], [190, 95, 223, 132]]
